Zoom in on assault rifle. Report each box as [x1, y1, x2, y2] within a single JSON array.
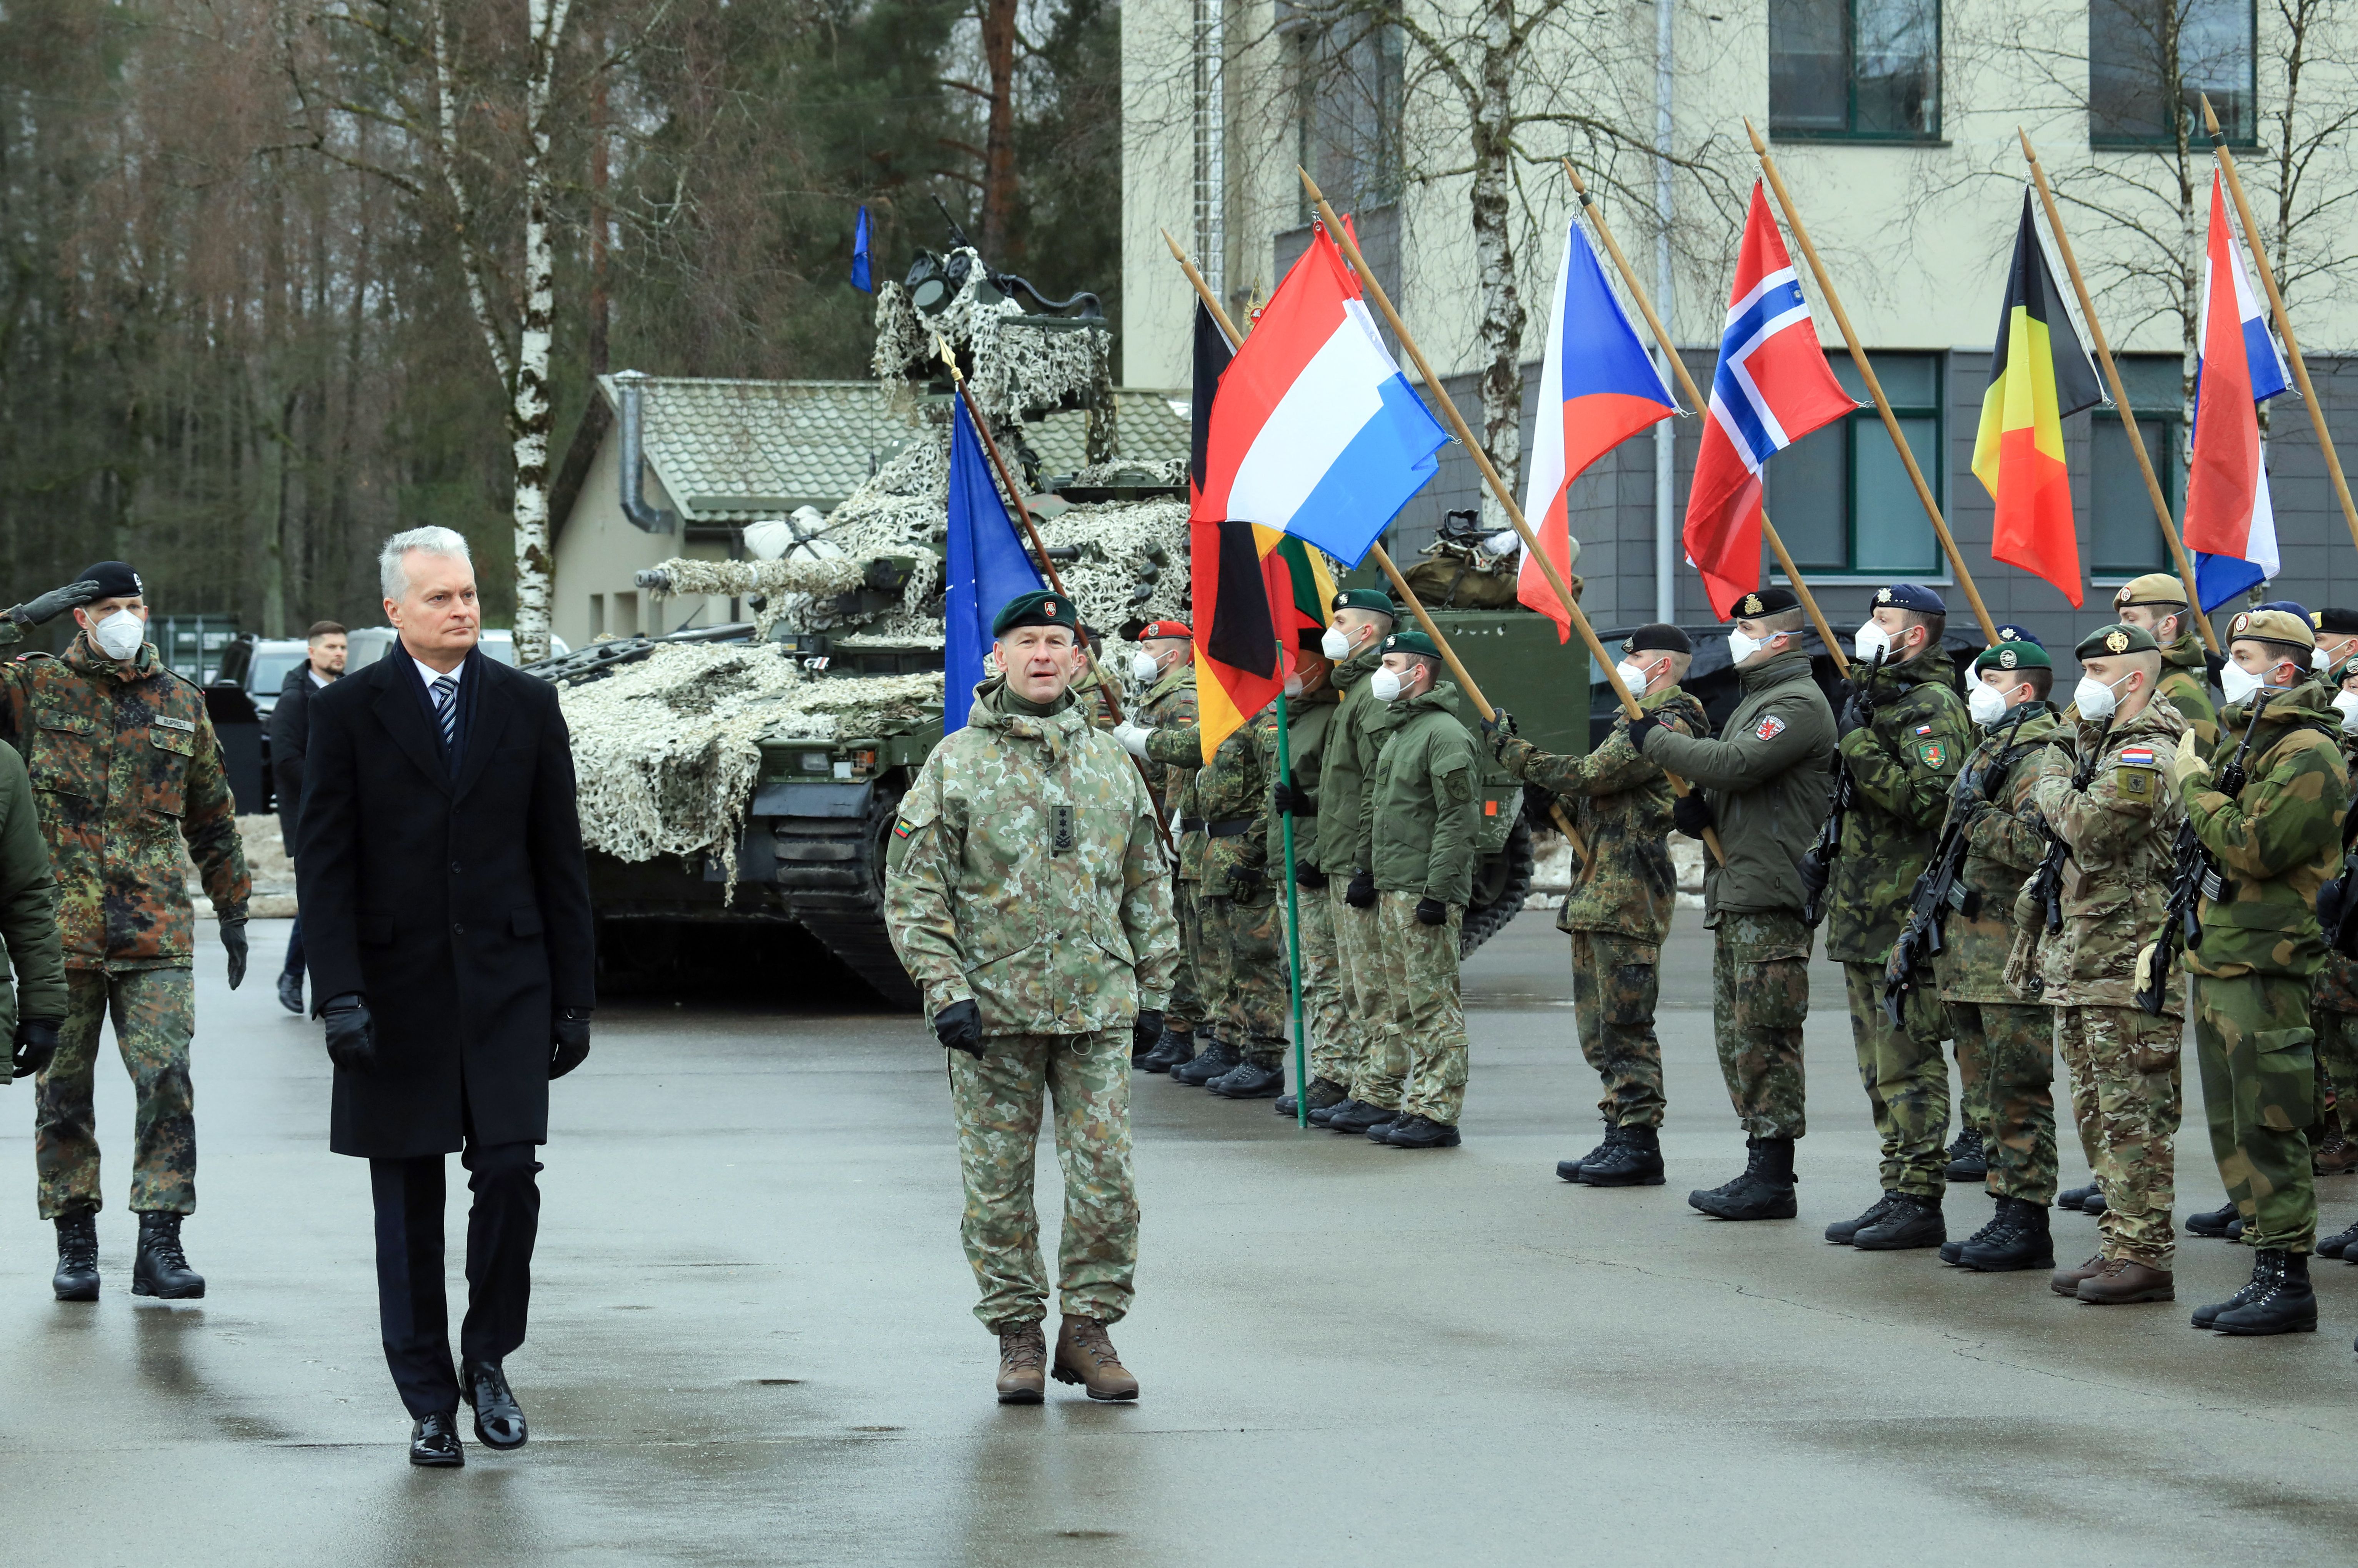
[[2023, 717, 2110, 938], [1798, 649, 1884, 928], [2138, 702, 2268, 1015]]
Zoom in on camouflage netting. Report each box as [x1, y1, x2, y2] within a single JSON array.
[[870, 251, 1113, 453]]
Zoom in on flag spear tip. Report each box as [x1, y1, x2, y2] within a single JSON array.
[[1744, 117, 1766, 154], [2016, 125, 2035, 160], [2201, 93, 2221, 134], [1296, 165, 1323, 203], [1560, 156, 1589, 195]]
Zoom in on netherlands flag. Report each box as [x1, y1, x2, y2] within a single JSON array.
[[1517, 221, 1679, 641], [1684, 184, 1857, 616], [1194, 225, 1450, 567], [2183, 172, 2292, 612]]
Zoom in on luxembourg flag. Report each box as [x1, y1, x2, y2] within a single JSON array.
[[1684, 184, 1857, 616], [1194, 225, 1450, 566], [1517, 221, 1680, 640], [2183, 172, 2292, 611]]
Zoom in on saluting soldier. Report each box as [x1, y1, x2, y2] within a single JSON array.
[[1487, 625, 1708, 1188], [1821, 584, 1973, 1253], [1120, 621, 1203, 1071], [2111, 574, 2219, 748], [2162, 608, 2348, 1337], [1632, 587, 1834, 1221], [1264, 636, 1346, 1119], [884, 589, 1178, 1403]]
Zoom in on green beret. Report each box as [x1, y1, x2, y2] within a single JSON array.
[[991, 589, 1078, 636], [1381, 629, 1440, 660], [1331, 588, 1397, 618], [2335, 653, 2358, 685], [2073, 623, 2158, 659], [2225, 607, 2316, 650], [1974, 639, 2051, 675]]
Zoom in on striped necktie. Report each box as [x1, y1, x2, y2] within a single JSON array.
[[431, 675, 458, 749]]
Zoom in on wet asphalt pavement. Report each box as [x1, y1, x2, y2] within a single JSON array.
[[4, 911, 2357, 1565]]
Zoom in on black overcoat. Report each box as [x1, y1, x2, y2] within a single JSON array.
[[269, 663, 315, 856], [295, 647, 595, 1159]]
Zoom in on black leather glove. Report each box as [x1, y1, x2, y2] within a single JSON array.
[[219, 915, 248, 990], [934, 997, 983, 1059], [1345, 868, 1376, 909], [551, 1007, 592, 1079], [11, 1019, 59, 1080], [1271, 782, 1296, 815], [1672, 792, 1714, 837], [1414, 896, 1448, 926], [322, 993, 376, 1073], [1481, 707, 1516, 741], [1295, 860, 1329, 889], [1230, 864, 1265, 899], [1132, 1008, 1164, 1053], [1838, 685, 1872, 734], [1622, 710, 1665, 752], [7, 579, 101, 627]]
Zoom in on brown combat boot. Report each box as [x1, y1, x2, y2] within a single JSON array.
[[2315, 1134, 2358, 1176], [994, 1321, 1046, 1405], [2050, 1253, 2108, 1297], [2076, 1257, 2176, 1304], [1051, 1317, 1139, 1401]]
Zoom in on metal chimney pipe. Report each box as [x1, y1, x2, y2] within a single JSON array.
[[614, 370, 677, 534]]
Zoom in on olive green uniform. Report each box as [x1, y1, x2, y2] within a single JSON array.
[[0, 741, 67, 1086], [1313, 641, 1394, 1102], [1135, 664, 1204, 1039]]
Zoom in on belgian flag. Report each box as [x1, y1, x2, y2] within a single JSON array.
[[1188, 301, 1287, 762], [1972, 191, 2104, 606]]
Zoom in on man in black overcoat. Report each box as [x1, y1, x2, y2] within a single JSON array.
[[270, 618, 345, 1014], [295, 526, 595, 1469]]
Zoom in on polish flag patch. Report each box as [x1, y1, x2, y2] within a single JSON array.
[[1754, 714, 1787, 741]]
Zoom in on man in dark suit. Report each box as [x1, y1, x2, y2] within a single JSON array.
[[295, 526, 595, 1469], [271, 619, 346, 1014]]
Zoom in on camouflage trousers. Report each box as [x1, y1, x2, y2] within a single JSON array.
[[951, 1027, 1136, 1330], [1339, 887, 1400, 1109], [1361, 892, 1467, 1125], [1325, 879, 1380, 1093], [1710, 912, 1811, 1140], [1165, 881, 1206, 1037], [1945, 1000, 2057, 1205], [1570, 931, 1664, 1130], [36, 966, 197, 1220], [2313, 1006, 2358, 1142], [2192, 973, 2317, 1254], [1840, 964, 1950, 1198], [1286, 884, 1348, 1088], [2055, 1004, 2181, 1269], [1196, 892, 1290, 1067]]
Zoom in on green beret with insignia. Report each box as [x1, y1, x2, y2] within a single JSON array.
[[2226, 607, 2316, 651], [1381, 629, 1440, 659], [1331, 588, 1398, 618], [2335, 653, 2358, 685], [991, 589, 1078, 636], [2073, 623, 2157, 659], [1974, 639, 2051, 675]]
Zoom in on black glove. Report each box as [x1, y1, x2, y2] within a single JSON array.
[[322, 993, 376, 1073], [11, 1019, 59, 1080], [1345, 868, 1376, 909], [1271, 782, 1295, 815], [1132, 1008, 1164, 1053], [934, 997, 983, 1059], [1295, 860, 1329, 889], [219, 915, 248, 990], [1230, 864, 1265, 899], [1622, 710, 1664, 752], [1838, 685, 1873, 734], [1481, 707, 1516, 741], [7, 579, 101, 627], [551, 1007, 592, 1079], [1414, 896, 1448, 926], [1672, 792, 1714, 837]]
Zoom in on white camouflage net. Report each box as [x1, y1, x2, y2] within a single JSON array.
[[870, 254, 1112, 439]]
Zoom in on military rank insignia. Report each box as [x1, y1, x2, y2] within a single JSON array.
[[1753, 714, 1786, 741], [1050, 803, 1075, 853]]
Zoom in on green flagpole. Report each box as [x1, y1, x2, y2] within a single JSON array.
[[1276, 690, 1310, 1129]]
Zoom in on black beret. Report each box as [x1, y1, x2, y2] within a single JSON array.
[[990, 590, 1078, 636], [1723, 586, 1797, 620], [1624, 623, 1692, 656], [2316, 607, 2358, 635], [75, 561, 143, 601]]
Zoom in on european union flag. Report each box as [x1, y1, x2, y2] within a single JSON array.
[[943, 396, 1045, 731], [851, 205, 873, 293]]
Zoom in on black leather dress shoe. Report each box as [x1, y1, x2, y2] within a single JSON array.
[[410, 1409, 465, 1467], [465, 1360, 528, 1450]]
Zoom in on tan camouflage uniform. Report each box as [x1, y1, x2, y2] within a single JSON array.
[[1262, 686, 1344, 1087]]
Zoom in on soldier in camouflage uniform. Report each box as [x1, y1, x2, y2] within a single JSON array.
[[884, 590, 1178, 1403], [2111, 574, 2218, 749], [1913, 639, 2062, 1273], [2162, 608, 2347, 1336], [1266, 640, 1346, 1120], [2313, 652, 2358, 1221], [1635, 587, 1835, 1221], [0, 735, 69, 1094], [2000, 626, 2183, 1305], [0, 563, 251, 1303], [1070, 626, 1125, 731], [1820, 584, 1973, 1253], [1119, 621, 1202, 1070], [1487, 624, 1707, 1187]]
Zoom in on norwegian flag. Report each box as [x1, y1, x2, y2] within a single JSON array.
[[1685, 184, 1858, 616]]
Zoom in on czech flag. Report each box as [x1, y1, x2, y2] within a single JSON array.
[[2183, 172, 2291, 611], [1195, 223, 1450, 569], [1684, 184, 1857, 616], [1518, 220, 1678, 641], [1971, 191, 2104, 607]]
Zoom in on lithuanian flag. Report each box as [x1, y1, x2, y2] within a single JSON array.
[[1972, 191, 2104, 606]]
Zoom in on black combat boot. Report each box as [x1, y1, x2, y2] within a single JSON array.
[[1276, 1076, 1349, 1119], [2207, 1250, 2317, 1335], [1959, 1197, 2055, 1272], [52, 1213, 99, 1302], [1308, 1096, 1360, 1128], [2057, 1181, 2101, 1211], [1944, 1127, 1988, 1182], [2322, 1219, 2358, 1260], [2082, 1188, 2108, 1215], [1206, 1062, 1286, 1099], [1687, 1137, 1797, 1221], [1137, 1028, 1195, 1074], [1853, 1192, 1945, 1250], [1826, 1192, 1902, 1246], [1579, 1125, 1664, 1187], [1170, 1037, 1241, 1087], [1557, 1124, 1621, 1183], [132, 1212, 205, 1299], [1381, 1113, 1462, 1149], [1940, 1203, 2008, 1265], [1327, 1100, 1399, 1135], [2186, 1200, 2238, 1237]]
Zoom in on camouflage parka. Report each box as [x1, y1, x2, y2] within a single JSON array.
[[0, 739, 66, 1081], [883, 679, 1178, 1035], [1072, 654, 1126, 731], [1260, 683, 1340, 876], [1826, 647, 1972, 965], [2313, 725, 2358, 1014], [2008, 698, 2188, 1013], [1133, 662, 1197, 816], [1309, 638, 1388, 877], [1496, 683, 1708, 944], [1930, 701, 2060, 1005], [1144, 713, 1271, 899], [0, 630, 250, 970], [1367, 681, 1480, 906], [2180, 681, 2348, 982], [2158, 631, 2219, 750]]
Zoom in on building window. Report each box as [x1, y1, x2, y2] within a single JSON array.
[[1290, 12, 1404, 222], [2089, 355, 2186, 576], [589, 594, 606, 638], [614, 591, 640, 638], [1769, 0, 1942, 141], [2089, 0, 2254, 148], [1765, 352, 1944, 577]]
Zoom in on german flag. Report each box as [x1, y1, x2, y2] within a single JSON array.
[[1188, 301, 1285, 761], [1972, 192, 2104, 606]]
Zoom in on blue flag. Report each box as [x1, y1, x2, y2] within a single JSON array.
[[851, 206, 873, 293], [944, 396, 1045, 732]]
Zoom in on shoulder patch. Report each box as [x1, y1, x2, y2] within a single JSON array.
[[1753, 714, 1787, 741], [2117, 747, 2157, 768], [1916, 741, 1949, 769], [1914, 724, 1933, 736]]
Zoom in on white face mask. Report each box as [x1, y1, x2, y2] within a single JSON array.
[[1614, 659, 1654, 695], [92, 609, 144, 662], [2219, 660, 2266, 706], [2335, 691, 2358, 732], [1855, 619, 1893, 664], [1320, 625, 1353, 661], [2074, 672, 2128, 721], [1726, 628, 1763, 666], [1130, 651, 1162, 685], [1283, 672, 1303, 699], [1967, 682, 2010, 727], [2315, 646, 2333, 672], [1369, 666, 1404, 704]]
